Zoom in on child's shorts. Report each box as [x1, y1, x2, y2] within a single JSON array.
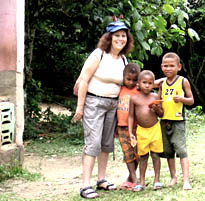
[[160, 120, 188, 159], [137, 121, 163, 156], [117, 126, 140, 163]]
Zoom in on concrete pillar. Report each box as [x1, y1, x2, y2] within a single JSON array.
[[0, 0, 24, 164]]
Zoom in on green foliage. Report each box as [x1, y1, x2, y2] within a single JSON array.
[[39, 109, 73, 133], [24, 0, 205, 140], [186, 106, 204, 120], [0, 164, 40, 182], [24, 98, 82, 140], [32, 41, 87, 95], [25, 79, 43, 118], [24, 78, 44, 139], [186, 106, 205, 136], [190, 105, 203, 115], [123, 0, 193, 61], [57, 0, 196, 63], [26, 0, 198, 94], [24, 115, 42, 140], [188, 28, 200, 41], [178, 1, 205, 107]]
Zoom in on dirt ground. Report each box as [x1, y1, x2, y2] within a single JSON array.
[[0, 151, 132, 200], [9, 153, 83, 199], [0, 104, 130, 200], [0, 104, 78, 200]]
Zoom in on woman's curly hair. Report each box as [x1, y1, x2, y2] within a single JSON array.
[[97, 30, 134, 55]]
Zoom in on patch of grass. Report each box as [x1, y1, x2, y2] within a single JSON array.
[[25, 117, 84, 156], [0, 164, 41, 182], [186, 108, 205, 136], [25, 131, 84, 156], [0, 194, 30, 201], [63, 186, 204, 201]]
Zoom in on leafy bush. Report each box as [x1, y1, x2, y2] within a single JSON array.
[[24, 97, 82, 140], [186, 106, 205, 136]]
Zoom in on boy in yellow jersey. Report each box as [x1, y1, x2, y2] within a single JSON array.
[[158, 52, 194, 190]]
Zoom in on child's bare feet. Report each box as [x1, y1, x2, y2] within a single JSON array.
[[167, 177, 177, 186], [183, 181, 192, 190]]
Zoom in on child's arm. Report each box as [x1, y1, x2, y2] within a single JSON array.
[[151, 104, 164, 117], [150, 94, 164, 117], [128, 97, 137, 144], [154, 77, 166, 88], [173, 78, 194, 106]]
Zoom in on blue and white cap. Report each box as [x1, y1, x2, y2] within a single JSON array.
[[106, 21, 128, 33]]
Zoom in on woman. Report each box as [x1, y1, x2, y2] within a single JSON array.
[[73, 20, 134, 199]]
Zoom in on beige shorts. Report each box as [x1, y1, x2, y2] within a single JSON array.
[[83, 94, 118, 156]]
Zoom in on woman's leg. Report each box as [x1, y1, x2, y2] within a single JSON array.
[[97, 151, 109, 181], [97, 151, 117, 190], [82, 154, 96, 188]]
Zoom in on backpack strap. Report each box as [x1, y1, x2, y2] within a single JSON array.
[[100, 51, 104, 61], [101, 51, 126, 66], [121, 55, 126, 66]]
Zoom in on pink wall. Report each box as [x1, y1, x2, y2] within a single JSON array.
[[0, 0, 17, 71]]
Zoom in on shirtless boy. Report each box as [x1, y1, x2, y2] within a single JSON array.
[[128, 70, 164, 192]]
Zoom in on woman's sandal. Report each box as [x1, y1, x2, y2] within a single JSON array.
[[96, 179, 117, 191], [80, 186, 99, 199]]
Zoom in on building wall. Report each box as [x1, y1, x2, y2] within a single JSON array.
[[0, 0, 24, 147]]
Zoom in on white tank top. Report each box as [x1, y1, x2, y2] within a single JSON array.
[[88, 48, 127, 97]]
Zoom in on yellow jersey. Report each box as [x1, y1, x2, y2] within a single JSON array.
[[161, 76, 185, 120]]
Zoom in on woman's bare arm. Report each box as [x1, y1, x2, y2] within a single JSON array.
[[73, 55, 100, 121], [73, 75, 82, 96]]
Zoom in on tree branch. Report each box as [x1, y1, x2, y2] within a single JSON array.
[[195, 58, 205, 84]]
